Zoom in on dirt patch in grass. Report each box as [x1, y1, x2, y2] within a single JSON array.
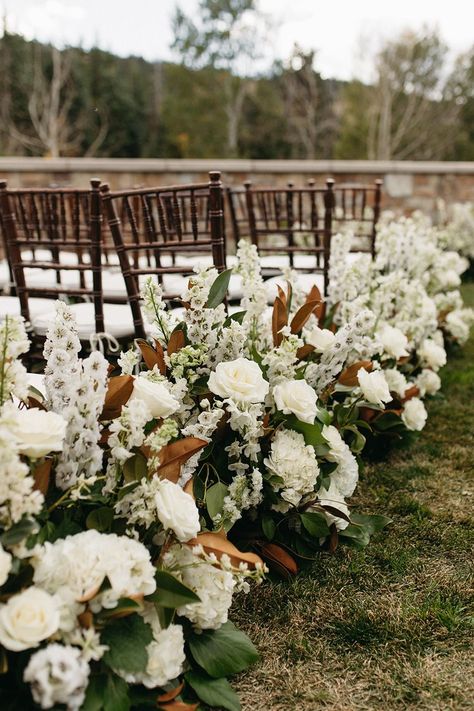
[[232, 284, 474, 711]]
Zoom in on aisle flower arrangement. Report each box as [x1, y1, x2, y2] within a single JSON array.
[[0, 207, 472, 710]]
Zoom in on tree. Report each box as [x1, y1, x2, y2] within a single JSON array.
[[171, 0, 266, 156]]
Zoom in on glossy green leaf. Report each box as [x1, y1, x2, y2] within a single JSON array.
[[0, 517, 36, 546], [206, 269, 232, 308], [300, 512, 330, 538], [86, 507, 114, 532], [150, 570, 201, 608], [188, 621, 259, 678], [186, 669, 241, 711], [206, 481, 229, 520], [285, 414, 326, 446], [102, 614, 153, 674]]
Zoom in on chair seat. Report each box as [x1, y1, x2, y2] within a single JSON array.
[[0, 295, 57, 319], [32, 302, 136, 340], [0, 261, 11, 289], [264, 273, 325, 303]]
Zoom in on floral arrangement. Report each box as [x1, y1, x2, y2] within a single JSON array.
[[0, 206, 472, 710]]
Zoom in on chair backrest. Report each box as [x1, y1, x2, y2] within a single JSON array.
[[226, 186, 250, 247], [100, 171, 226, 339], [244, 179, 333, 293], [0, 180, 104, 333], [324, 179, 383, 257]]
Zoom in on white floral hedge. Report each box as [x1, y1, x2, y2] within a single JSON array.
[[0, 209, 472, 710]]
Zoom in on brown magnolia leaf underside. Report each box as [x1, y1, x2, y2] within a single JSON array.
[[186, 532, 263, 569], [272, 296, 288, 347], [33, 458, 52, 496], [167, 329, 185, 356], [290, 299, 321, 334], [259, 542, 298, 578], [155, 437, 208, 483], [101, 375, 134, 420], [136, 338, 166, 375], [338, 360, 373, 387], [157, 682, 185, 703]]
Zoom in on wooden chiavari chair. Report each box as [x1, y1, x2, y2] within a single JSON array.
[[100, 171, 226, 339]]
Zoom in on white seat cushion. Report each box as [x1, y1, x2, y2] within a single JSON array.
[[264, 273, 325, 303], [32, 302, 136, 340], [0, 261, 11, 289], [0, 296, 57, 319]]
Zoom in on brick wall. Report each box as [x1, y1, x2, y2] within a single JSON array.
[[2, 158, 474, 215]]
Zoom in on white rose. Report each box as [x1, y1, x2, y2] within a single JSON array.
[[402, 398, 428, 431], [357, 368, 391, 408], [130, 377, 180, 419], [418, 339, 447, 371], [8, 408, 67, 458], [208, 358, 269, 404], [273, 379, 317, 424], [376, 324, 409, 360], [0, 545, 12, 587], [0, 587, 60, 651], [416, 369, 441, 397], [315, 481, 350, 531], [322, 425, 346, 461], [155, 480, 200, 542], [383, 368, 408, 398], [305, 325, 336, 353]]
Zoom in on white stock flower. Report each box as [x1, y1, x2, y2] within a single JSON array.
[[7, 408, 67, 459], [383, 368, 408, 398], [208, 358, 269, 404], [264, 429, 319, 509], [418, 339, 447, 371], [357, 368, 391, 408], [23, 644, 90, 711], [402, 398, 428, 431], [130, 376, 180, 419], [0, 545, 12, 586], [154, 479, 200, 542], [305, 325, 336, 353], [0, 587, 60, 651], [273, 379, 317, 424], [416, 369, 441, 397], [376, 323, 409, 359]]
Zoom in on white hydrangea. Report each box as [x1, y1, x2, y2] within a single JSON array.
[[23, 644, 90, 711], [402, 398, 428, 431], [416, 369, 441, 397], [32, 530, 156, 612], [264, 429, 319, 510], [164, 544, 235, 630]]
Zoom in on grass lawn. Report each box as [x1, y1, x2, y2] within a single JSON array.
[[233, 283, 474, 711]]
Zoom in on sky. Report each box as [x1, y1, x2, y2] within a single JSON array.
[[2, 0, 473, 81]]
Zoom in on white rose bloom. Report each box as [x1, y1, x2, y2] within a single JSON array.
[[376, 323, 409, 359], [264, 429, 319, 510], [416, 369, 441, 397], [418, 339, 447, 371], [0, 545, 12, 586], [316, 480, 350, 531], [383, 368, 408, 398], [7, 408, 67, 459], [0, 587, 60, 651], [164, 545, 235, 630], [322, 425, 346, 461], [445, 310, 471, 344], [322, 425, 359, 497], [24, 644, 90, 711], [119, 604, 185, 688], [208, 358, 269, 404], [357, 368, 392, 408], [273, 379, 317, 424], [154, 479, 200, 542], [129, 377, 180, 419], [402, 398, 428, 431], [305, 325, 336, 353]]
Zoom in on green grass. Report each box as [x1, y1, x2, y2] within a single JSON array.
[[232, 283, 474, 711]]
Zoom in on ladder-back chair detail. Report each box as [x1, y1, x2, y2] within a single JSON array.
[[244, 179, 334, 293], [0, 180, 104, 333], [325, 178, 383, 257], [100, 171, 226, 339]]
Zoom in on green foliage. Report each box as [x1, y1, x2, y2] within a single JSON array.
[[186, 669, 241, 711], [148, 570, 201, 608], [188, 620, 259, 677], [102, 614, 153, 675]]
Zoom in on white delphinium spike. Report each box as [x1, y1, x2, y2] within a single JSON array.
[[0, 315, 30, 407], [140, 277, 177, 344], [235, 239, 268, 344]]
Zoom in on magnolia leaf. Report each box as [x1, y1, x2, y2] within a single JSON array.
[[99, 597, 141, 620], [104, 675, 130, 711], [290, 299, 320, 334], [157, 682, 184, 704], [285, 415, 326, 446], [296, 344, 315, 360], [33, 458, 52, 495], [102, 614, 153, 674], [276, 284, 287, 309], [206, 482, 229, 520], [261, 514, 276, 541], [123, 453, 148, 483], [135, 339, 165, 373], [185, 670, 241, 711], [156, 438, 208, 483], [321, 504, 351, 523], [149, 570, 200, 608], [101, 375, 134, 420], [339, 523, 370, 549], [338, 360, 373, 387], [206, 269, 232, 308], [300, 512, 330, 538], [167, 328, 186, 356], [272, 296, 287, 347], [86, 507, 114, 532], [188, 621, 259, 678], [306, 283, 322, 304], [223, 310, 246, 327], [328, 523, 339, 553], [350, 513, 392, 534], [185, 532, 263, 569], [158, 702, 199, 711], [0, 517, 36, 546], [259, 542, 298, 578], [402, 385, 420, 402], [27, 395, 47, 411]]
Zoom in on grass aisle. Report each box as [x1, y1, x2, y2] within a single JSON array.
[[234, 284, 474, 711]]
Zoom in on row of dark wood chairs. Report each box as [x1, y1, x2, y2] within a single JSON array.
[[0, 173, 382, 345]]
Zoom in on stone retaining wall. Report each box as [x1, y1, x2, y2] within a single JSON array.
[[2, 158, 474, 215]]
